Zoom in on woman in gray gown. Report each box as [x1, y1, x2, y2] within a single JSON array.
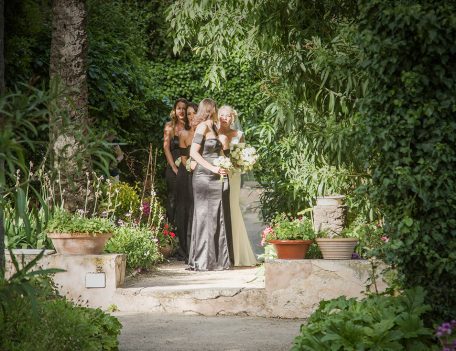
[[188, 98, 233, 271]]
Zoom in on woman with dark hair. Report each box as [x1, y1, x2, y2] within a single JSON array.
[[174, 101, 198, 260], [163, 98, 189, 225], [188, 98, 233, 271]]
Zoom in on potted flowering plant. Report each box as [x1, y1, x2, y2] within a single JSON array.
[[261, 213, 316, 259], [46, 209, 116, 255], [154, 223, 178, 258]]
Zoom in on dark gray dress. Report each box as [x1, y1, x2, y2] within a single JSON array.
[[188, 133, 233, 271], [175, 146, 191, 260], [165, 135, 180, 225]]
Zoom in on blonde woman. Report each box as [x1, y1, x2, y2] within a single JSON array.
[[188, 98, 233, 271], [218, 105, 257, 266], [163, 98, 189, 225]]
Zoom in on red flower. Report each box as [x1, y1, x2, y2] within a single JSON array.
[[170, 232, 176, 238], [164, 224, 169, 229], [163, 230, 169, 235]]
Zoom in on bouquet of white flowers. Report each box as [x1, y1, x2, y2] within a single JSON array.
[[230, 143, 258, 173], [213, 156, 233, 181]]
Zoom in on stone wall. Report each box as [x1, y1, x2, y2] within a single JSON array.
[[5, 250, 126, 308], [264, 259, 388, 318], [313, 202, 347, 236]]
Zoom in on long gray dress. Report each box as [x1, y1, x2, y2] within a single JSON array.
[[165, 135, 180, 225], [188, 133, 233, 271]]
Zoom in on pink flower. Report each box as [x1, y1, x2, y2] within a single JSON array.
[[170, 232, 176, 238], [381, 236, 389, 243]]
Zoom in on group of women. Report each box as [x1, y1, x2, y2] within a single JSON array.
[[163, 98, 257, 271]]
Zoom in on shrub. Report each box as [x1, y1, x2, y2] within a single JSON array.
[[105, 225, 162, 270], [101, 181, 141, 221], [357, 0, 456, 321], [0, 253, 121, 351], [292, 287, 437, 351]]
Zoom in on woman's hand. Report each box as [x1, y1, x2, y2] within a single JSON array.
[[172, 165, 178, 174], [213, 166, 228, 176]]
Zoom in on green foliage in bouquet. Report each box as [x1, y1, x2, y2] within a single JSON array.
[[105, 226, 162, 270], [46, 210, 115, 235], [292, 287, 437, 351]]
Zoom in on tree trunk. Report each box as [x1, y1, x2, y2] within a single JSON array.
[[49, 0, 89, 211], [0, 0, 5, 276]]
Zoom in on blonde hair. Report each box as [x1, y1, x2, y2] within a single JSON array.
[[194, 98, 218, 126], [218, 105, 238, 126]]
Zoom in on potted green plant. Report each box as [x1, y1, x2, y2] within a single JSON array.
[[261, 214, 316, 259], [46, 209, 116, 255], [315, 226, 359, 260]]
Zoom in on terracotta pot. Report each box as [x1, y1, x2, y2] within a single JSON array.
[[269, 240, 313, 259], [159, 245, 174, 258], [47, 232, 113, 255], [316, 238, 358, 259]]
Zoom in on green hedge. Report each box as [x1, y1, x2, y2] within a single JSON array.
[[358, 0, 456, 321]]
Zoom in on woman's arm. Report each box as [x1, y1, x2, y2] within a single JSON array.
[[163, 123, 178, 174], [190, 124, 227, 175]]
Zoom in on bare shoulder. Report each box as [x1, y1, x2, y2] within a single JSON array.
[[195, 121, 209, 134], [164, 121, 173, 133]]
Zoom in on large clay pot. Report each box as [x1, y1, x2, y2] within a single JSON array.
[[316, 238, 358, 259], [268, 240, 313, 259], [47, 232, 113, 255]]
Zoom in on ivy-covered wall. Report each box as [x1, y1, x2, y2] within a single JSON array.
[[358, 0, 456, 322]]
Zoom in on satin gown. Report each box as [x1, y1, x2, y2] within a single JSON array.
[[165, 135, 180, 225], [174, 146, 191, 260], [188, 133, 233, 271], [229, 133, 257, 266], [229, 170, 258, 266]]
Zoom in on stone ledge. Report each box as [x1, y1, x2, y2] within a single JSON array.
[[264, 259, 387, 318], [5, 249, 126, 309]]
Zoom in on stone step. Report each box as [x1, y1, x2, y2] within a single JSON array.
[[111, 261, 267, 316]]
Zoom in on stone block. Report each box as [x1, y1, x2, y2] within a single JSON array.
[[265, 259, 387, 318], [5, 249, 126, 309]]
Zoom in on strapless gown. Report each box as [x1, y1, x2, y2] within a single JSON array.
[[188, 136, 233, 271]]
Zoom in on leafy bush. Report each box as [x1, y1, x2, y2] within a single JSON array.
[[357, 0, 456, 321], [101, 181, 141, 221], [0, 251, 122, 351], [105, 225, 162, 270], [292, 287, 437, 351], [46, 209, 115, 235]]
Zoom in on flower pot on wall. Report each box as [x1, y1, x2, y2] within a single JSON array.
[[269, 240, 313, 259], [48, 232, 113, 255], [316, 238, 358, 260]]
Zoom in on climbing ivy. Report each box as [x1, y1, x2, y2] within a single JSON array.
[[358, 0, 456, 322]]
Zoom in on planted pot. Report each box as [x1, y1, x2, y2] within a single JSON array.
[[269, 239, 313, 259], [316, 238, 358, 260], [159, 245, 175, 258], [47, 232, 113, 255]]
